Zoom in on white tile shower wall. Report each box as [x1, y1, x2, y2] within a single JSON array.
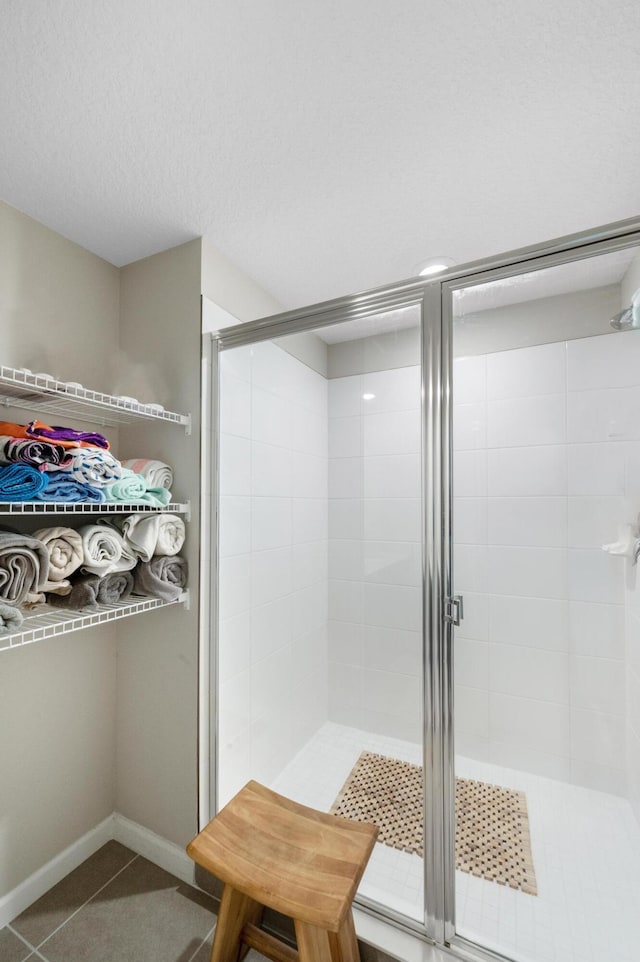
[[327, 366, 423, 742], [453, 332, 640, 798], [218, 341, 329, 807]]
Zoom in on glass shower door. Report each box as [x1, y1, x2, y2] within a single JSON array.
[[447, 243, 640, 962], [215, 302, 429, 928]]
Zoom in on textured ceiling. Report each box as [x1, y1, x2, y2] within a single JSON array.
[[1, 1, 640, 310]]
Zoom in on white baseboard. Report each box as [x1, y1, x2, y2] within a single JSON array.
[[0, 811, 198, 930], [112, 813, 196, 887], [0, 814, 114, 929]]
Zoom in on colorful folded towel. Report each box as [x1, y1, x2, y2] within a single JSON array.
[[0, 463, 49, 501], [104, 468, 171, 507], [33, 526, 84, 585], [78, 524, 137, 576], [0, 602, 24, 634], [0, 530, 50, 604], [120, 513, 185, 561], [0, 436, 73, 471], [51, 448, 122, 487], [133, 555, 188, 602], [122, 458, 173, 490], [34, 471, 105, 503], [47, 570, 134, 611], [0, 420, 109, 450]]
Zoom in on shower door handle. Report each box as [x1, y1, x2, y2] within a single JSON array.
[[444, 595, 464, 626]]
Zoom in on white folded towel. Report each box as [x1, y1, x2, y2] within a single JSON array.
[[0, 436, 12, 464], [33, 526, 84, 584], [78, 524, 137, 576], [122, 458, 173, 490], [120, 513, 186, 562], [48, 448, 122, 486]]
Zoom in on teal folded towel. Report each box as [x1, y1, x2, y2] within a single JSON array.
[[0, 463, 49, 501], [104, 468, 171, 507]]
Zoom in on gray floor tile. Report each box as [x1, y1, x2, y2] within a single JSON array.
[[190, 942, 263, 962], [12, 841, 136, 948], [187, 935, 213, 962], [0, 925, 33, 962], [39, 856, 217, 962]]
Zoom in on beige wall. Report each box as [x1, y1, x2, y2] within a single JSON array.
[[454, 284, 621, 356], [621, 249, 640, 308], [201, 237, 281, 322], [116, 237, 283, 849], [117, 240, 203, 847], [0, 204, 288, 895], [0, 201, 120, 895], [0, 200, 120, 390]]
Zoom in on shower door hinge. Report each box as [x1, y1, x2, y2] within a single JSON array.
[[444, 595, 464, 626]]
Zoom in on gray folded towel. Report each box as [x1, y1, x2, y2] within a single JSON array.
[[133, 555, 188, 602], [0, 529, 50, 605], [48, 570, 134, 611], [0, 601, 24, 634]]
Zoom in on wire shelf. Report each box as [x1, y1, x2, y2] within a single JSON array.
[[0, 592, 188, 653], [0, 501, 190, 516], [0, 366, 191, 431]]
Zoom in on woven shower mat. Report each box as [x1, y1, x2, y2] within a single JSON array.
[[330, 751, 537, 895]]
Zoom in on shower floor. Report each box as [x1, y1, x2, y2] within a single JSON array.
[[270, 721, 640, 962]]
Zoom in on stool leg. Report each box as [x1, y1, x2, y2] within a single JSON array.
[[294, 920, 332, 962], [211, 884, 263, 962], [295, 912, 361, 962], [328, 911, 360, 962]]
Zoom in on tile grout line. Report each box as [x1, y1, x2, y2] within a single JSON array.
[[6, 923, 49, 962], [31, 853, 140, 952], [185, 922, 217, 962]]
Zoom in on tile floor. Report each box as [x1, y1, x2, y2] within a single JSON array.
[[0, 841, 227, 962], [4, 724, 640, 962], [271, 721, 640, 962]]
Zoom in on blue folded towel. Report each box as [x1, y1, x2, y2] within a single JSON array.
[[34, 471, 105, 504], [0, 463, 49, 501]]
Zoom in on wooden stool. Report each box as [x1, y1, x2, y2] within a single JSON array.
[[187, 780, 378, 962]]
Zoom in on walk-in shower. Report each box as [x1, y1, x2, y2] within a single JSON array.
[[205, 217, 640, 962]]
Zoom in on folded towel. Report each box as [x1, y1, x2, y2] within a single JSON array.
[[0, 436, 73, 471], [34, 471, 105, 503], [42, 580, 71, 596], [0, 463, 49, 501], [122, 458, 173, 490], [104, 468, 171, 507], [52, 448, 122, 487], [78, 524, 137, 576], [25, 421, 110, 449], [0, 420, 109, 450], [47, 570, 134, 611], [133, 555, 188, 602], [0, 602, 24, 634], [120, 513, 186, 561], [95, 570, 134, 604], [0, 530, 50, 604], [33, 527, 84, 583]]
